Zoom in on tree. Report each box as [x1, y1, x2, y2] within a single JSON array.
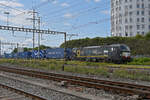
[[135, 34, 143, 39], [145, 32, 150, 39], [12, 45, 51, 53], [60, 36, 150, 55]]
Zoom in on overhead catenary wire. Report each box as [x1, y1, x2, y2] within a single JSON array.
[[0, 3, 25, 13], [43, 0, 110, 20], [41, 0, 110, 32], [65, 6, 150, 31], [45, 4, 110, 24], [42, 0, 85, 18], [14, 0, 55, 18], [32, 0, 55, 10]]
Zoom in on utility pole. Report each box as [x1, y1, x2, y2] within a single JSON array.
[[38, 17, 41, 59], [0, 40, 1, 57], [64, 33, 67, 60], [4, 12, 10, 26], [33, 9, 36, 50], [67, 34, 78, 41], [17, 43, 19, 59], [27, 9, 38, 50], [62, 33, 67, 71]]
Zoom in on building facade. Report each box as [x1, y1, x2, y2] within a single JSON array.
[[111, 0, 150, 37]]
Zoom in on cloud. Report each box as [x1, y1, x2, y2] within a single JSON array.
[[85, 0, 90, 2], [61, 3, 69, 7], [64, 22, 71, 26], [101, 10, 110, 15], [41, 0, 48, 2], [64, 13, 73, 18], [0, 0, 32, 26], [94, 0, 101, 2], [85, 0, 101, 3], [52, 0, 58, 4], [0, 0, 24, 8], [40, 0, 58, 4]]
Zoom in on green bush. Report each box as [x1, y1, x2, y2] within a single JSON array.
[[128, 58, 150, 65]]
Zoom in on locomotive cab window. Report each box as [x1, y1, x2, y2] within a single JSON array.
[[104, 50, 108, 55], [120, 45, 130, 51]]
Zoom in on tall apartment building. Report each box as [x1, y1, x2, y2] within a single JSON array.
[[111, 0, 150, 37]]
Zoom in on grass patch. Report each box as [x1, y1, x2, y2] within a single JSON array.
[[113, 69, 150, 81], [0, 59, 150, 81], [128, 57, 150, 65]]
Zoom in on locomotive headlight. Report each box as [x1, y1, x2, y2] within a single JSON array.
[[122, 52, 130, 57]]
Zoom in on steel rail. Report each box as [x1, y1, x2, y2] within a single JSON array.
[[2, 66, 150, 91], [0, 66, 150, 99], [0, 83, 46, 100]]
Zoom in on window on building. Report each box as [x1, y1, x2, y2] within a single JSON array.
[[129, 5, 132, 9], [137, 18, 140, 22], [149, 25, 150, 29], [125, 11, 128, 16], [142, 32, 145, 35], [141, 17, 144, 22], [141, 4, 144, 8], [141, 11, 144, 15], [119, 26, 122, 30], [130, 33, 133, 36], [137, 25, 140, 30], [149, 4, 150, 9], [119, 0, 122, 4], [137, 4, 140, 8], [142, 24, 145, 29], [129, 11, 132, 16], [119, 19, 122, 24], [137, 11, 140, 15], [130, 18, 132, 22], [125, 25, 128, 30], [125, 5, 128, 10], [125, 32, 128, 36], [119, 7, 121, 10], [129, 25, 133, 29], [125, 18, 128, 23]]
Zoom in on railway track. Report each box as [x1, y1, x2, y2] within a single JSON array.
[[0, 82, 46, 100], [0, 66, 150, 99], [65, 64, 150, 70]]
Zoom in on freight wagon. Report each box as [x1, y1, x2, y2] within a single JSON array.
[[31, 50, 45, 59], [45, 48, 74, 60], [4, 53, 13, 59]]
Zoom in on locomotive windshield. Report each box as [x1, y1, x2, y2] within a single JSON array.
[[120, 45, 130, 51]]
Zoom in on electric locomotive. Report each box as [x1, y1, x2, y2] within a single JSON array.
[[73, 44, 131, 63]]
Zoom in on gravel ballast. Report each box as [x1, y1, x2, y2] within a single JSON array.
[[0, 72, 112, 100], [0, 86, 31, 100], [0, 63, 147, 100], [0, 73, 99, 100]]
